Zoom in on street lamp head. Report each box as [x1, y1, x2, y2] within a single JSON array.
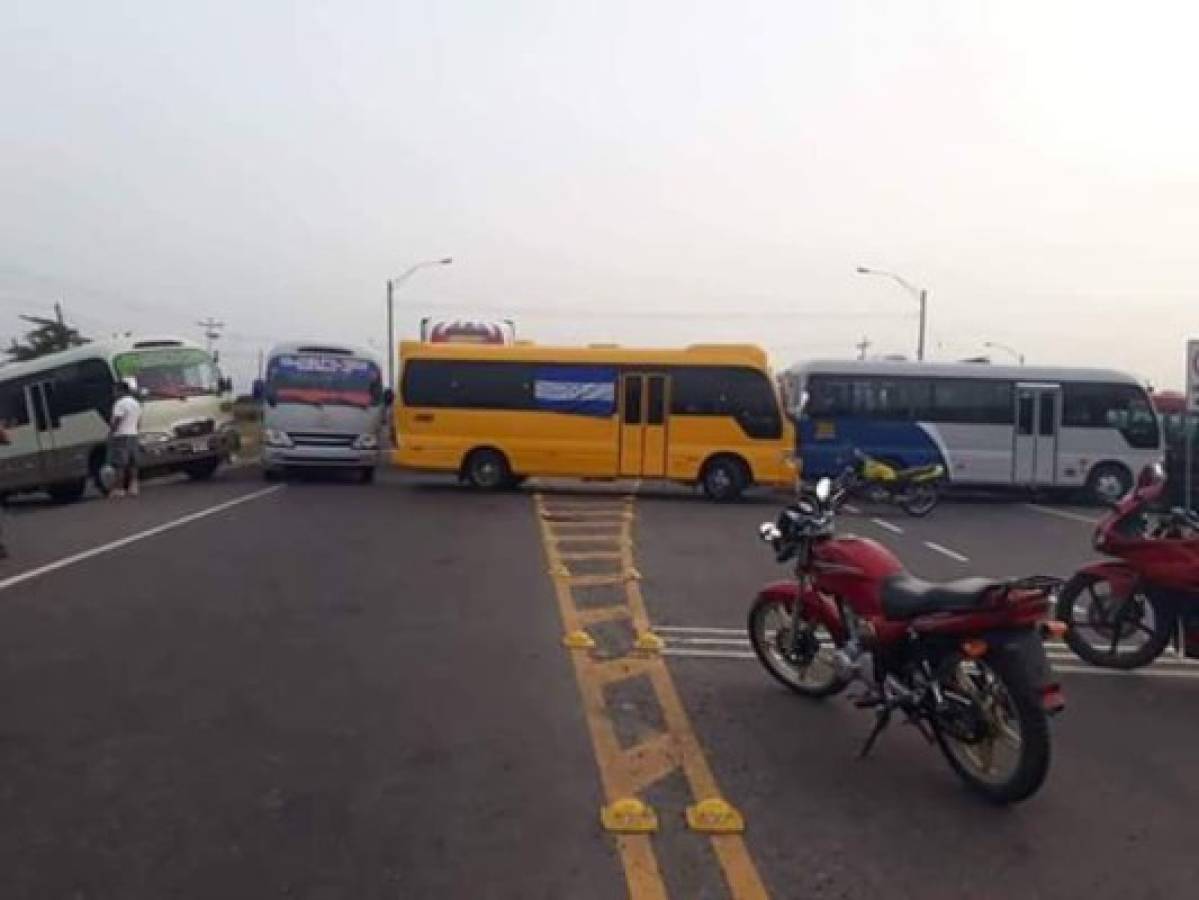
[[855, 266, 872, 274], [438, 257, 453, 265]]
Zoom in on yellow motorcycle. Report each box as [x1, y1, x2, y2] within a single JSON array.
[[832, 449, 945, 517]]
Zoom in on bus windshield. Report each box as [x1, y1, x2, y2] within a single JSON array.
[[114, 348, 221, 400], [267, 355, 381, 407]]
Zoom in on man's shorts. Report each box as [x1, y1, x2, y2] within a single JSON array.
[[110, 435, 140, 469]]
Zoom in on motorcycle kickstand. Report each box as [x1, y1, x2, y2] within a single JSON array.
[[858, 706, 893, 759], [905, 713, 935, 744]]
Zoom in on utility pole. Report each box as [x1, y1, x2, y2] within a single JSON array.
[[197, 318, 225, 355], [855, 336, 871, 360]]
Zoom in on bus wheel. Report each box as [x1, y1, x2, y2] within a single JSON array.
[[701, 456, 748, 502], [464, 449, 511, 491], [47, 478, 87, 504], [1086, 463, 1131, 505], [185, 459, 221, 481]]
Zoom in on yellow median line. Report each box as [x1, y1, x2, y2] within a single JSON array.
[[535, 494, 769, 900]]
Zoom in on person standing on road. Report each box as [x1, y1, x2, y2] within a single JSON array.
[[109, 379, 143, 498]]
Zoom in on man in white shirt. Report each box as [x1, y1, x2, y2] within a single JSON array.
[[109, 379, 143, 498]]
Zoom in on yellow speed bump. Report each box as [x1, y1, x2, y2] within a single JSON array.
[[601, 798, 659, 834], [633, 631, 666, 653], [562, 629, 597, 650], [685, 798, 745, 834]]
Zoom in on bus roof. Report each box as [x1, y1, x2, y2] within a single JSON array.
[[784, 358, 1146, 386], [399, 341, 770, 369], [268, 341, 380, 362], [0, 335, 205, 382]]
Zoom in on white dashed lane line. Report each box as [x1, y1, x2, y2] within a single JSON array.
[[923, 540, 970, 563], [1023, 503, 1102, 525], [871, 518, 905, 534]]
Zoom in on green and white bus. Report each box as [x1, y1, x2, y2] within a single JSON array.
[[0, 336, 236, 501]]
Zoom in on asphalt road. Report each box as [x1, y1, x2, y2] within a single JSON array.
[[1, 470, 1196, 899]]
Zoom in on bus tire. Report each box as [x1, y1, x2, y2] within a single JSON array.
[[1086, 462, 1131, 505], [47, 478, 87, 504], [463, 448, 511, 491], [701, 455, 749, 502], [185, 459, 221, 481]]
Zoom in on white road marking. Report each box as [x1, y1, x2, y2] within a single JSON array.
[[923, 541, 969, 563], [871, 518, 904, 535], [663, 648, 757, 660], [0, 486, 284, 594], [842, 503, 861, 514], [655, 625, 744, 635], [1023, 503, 1101, 525], [669, 636, 752, 646]]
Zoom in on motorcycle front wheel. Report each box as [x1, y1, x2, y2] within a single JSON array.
[[747, 595, 848, 698], [932, 651, 1050, 804], [1056, 573, 1173, 669], [898, 483, 939, 516]]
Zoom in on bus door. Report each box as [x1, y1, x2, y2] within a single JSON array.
[[0, 383, 46, 490], [1013, 383, 1060, 487], [619, 373, 669, 478]]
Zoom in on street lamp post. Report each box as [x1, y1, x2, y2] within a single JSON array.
[[387, 257, 453, 389], [983, 341, 1025, 365], [856, 267, 928, 361]]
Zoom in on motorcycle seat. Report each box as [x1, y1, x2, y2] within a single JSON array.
[[881, 574, 1002, 620]]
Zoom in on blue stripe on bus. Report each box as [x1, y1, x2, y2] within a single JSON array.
[[797, 417, 945, 477]]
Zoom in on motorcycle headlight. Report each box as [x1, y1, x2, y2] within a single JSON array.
[[138, 432, 172, 446], [264, 429, 293, 448], [353, 433, 379, 450]]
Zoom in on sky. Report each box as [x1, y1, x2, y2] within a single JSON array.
[[2, 0, 1197, 391]]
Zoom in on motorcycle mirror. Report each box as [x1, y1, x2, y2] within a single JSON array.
[[759, 522, 782, 543], [815, 477, 832, 502]]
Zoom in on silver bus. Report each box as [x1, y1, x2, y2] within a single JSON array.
[[255, 342, 390, 482], [783, 359, 1161, 503]]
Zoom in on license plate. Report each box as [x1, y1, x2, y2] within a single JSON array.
[[191, 439, 209, 453]]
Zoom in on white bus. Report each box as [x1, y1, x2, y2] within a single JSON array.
[[0, 336, 236, 502], [783, 359, 1161, 503]]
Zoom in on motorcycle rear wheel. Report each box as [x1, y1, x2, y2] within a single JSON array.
[[898, 483, 939, 517], [1056, 572, 1173, 669], [932, 651, 1050, 804], [748, 596, 848, 698]]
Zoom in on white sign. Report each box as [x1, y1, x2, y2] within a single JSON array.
[[1189, 340, 1199, 413]]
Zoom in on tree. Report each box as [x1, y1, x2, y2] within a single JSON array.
[[5, 303, 89, 362]]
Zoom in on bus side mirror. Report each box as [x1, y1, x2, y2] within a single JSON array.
[[383, 388, 395, 406], [252, 379, 264, 402], [220, 376, 233, 394]]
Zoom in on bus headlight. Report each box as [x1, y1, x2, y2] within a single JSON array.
[[264, 429, 293, 448], [353, 433, 379, 450]]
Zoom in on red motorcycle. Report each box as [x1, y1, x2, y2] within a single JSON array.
[[1057, 463, 1199, 669], [749, 478, 1066, 803]]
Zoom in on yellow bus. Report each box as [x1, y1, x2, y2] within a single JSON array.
[[393, 341, 795, 500]]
